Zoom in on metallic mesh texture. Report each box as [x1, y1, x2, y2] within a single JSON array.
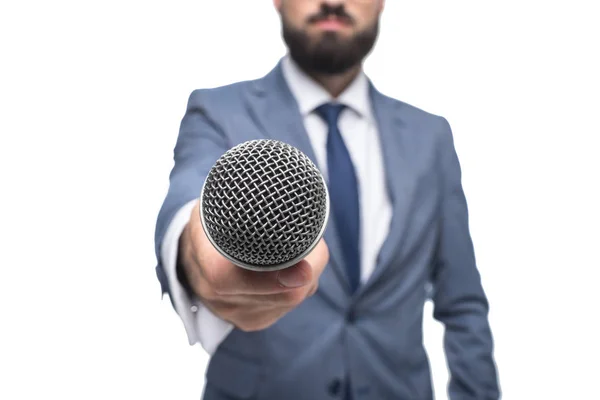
[[201, 139, 328, 269]]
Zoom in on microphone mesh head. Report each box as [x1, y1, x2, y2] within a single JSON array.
[[200, 139, 329, 270]]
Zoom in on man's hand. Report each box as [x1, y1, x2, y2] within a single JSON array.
[[179, 200, 330, 332]]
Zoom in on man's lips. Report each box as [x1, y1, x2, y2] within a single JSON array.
[[312, 16, 352, 30]]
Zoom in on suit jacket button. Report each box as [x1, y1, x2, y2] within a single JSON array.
[[346, 309, 356, 324], [328, 378, 342, 396]]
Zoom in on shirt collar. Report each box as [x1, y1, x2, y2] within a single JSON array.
[[281, 55, 372, 119]]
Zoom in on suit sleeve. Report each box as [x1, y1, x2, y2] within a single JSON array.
[[160, 198, 234, 352], [431, 118, 500, 399], [154, 89, 230, 307]]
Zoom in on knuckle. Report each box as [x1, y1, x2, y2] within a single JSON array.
[[211, 302, 238, 320], [200, 263, 217, 284], [211, 283, 228, 296], [199, 285, 220, 302], [194, 273, 217, 296], [203, 268, 228, 295], [281, 289, 307, 306]]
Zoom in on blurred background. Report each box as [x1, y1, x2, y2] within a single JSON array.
[[1, 1, 599, 398]]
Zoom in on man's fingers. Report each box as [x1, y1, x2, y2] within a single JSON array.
[[205, 260, 313, 296], [276, 260, 313, 288], [206, 287, 310, 308], [303, 238, 329, 279]]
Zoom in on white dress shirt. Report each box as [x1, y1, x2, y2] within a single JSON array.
[[161, 56, 392, 354]]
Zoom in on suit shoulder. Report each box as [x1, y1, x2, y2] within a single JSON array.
[[381, 92, 448, 128], [375, 91, 453, 151], [186, 78, 256, 110]]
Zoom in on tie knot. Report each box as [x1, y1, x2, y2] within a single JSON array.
[[315, 103, 346, 125]]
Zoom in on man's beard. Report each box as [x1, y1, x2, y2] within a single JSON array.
[[282, 18, 379, 75]]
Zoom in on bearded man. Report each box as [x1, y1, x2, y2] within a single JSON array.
[[155, 1, 500, 399]]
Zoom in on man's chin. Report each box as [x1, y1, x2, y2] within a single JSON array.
[[308, 24, 353, 37], [302, 56, 359, 76], [309, 38, 354, 56]]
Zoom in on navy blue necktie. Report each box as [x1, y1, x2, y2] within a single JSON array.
[[316, 103, 361, 293]]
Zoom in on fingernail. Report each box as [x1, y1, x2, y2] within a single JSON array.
[[277, 267, 309, 288]]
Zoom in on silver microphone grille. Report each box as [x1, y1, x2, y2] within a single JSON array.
[[200, 139, 329, 271]]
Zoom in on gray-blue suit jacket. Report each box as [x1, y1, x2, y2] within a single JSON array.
[[155, 62, 499, 400]]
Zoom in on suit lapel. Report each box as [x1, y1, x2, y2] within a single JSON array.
[[244, 62, 352, 301], [356, 85, 414, 296]]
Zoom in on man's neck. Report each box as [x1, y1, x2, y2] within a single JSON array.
[[306, 64, 362, 99]]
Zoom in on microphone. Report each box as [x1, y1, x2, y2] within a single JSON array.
[[200, 139, 330, 271]]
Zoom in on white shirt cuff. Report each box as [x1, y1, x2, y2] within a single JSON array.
[[161, 198, 234, 354]]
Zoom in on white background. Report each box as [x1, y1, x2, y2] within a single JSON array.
[[1, 1, 599, 399]]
